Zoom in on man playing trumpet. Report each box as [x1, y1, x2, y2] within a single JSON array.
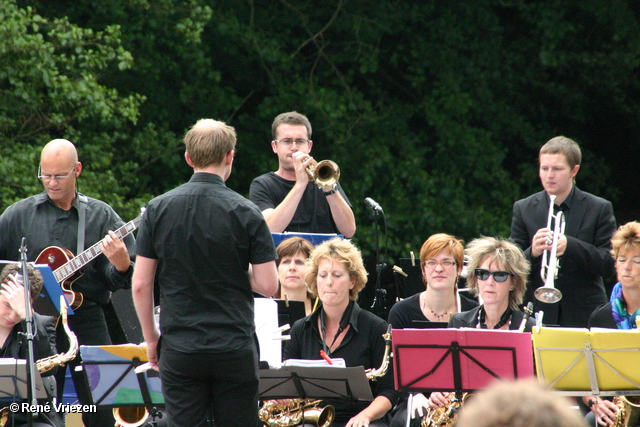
[[250, 111, 356, 237], [510, 136, 617, 327]]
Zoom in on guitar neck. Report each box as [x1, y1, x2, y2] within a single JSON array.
[[53, 218, 140, 283]]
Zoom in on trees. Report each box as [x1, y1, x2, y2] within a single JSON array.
[[4, 0, 640, 286], [0, 0, 146, 214]]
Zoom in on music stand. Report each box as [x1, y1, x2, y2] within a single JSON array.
[[79, 345, 164, 409], [33, 264, 74, 317], [533, 327, 640, 396], [0, 358, 47, 401], [392, 329, 534, 398], [260, 365, 373, 401], [271, 233, 343, 247]]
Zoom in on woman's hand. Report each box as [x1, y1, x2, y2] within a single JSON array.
[[345, 412, 372, 427], [410, 393, 431, 418], [593, 399, 618, 426], [428, 392, 451, 408]]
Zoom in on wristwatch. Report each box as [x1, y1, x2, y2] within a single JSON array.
[[323, 183, 337, 196]]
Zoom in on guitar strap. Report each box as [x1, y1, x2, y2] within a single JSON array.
[[77, 193, 88, 255]]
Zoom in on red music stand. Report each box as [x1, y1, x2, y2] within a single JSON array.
[[392, 328, 534, 397]]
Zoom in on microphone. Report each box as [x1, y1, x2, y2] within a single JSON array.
[[364, 197, 383, 213]]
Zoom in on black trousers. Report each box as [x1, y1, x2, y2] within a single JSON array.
[[159, 344, 260, 427], [55, 304, 115, 427]]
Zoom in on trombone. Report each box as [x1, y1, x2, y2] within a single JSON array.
[[535, 195, 564, 303]]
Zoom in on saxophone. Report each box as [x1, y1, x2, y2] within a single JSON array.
[[259, 399, 335, 427], [421, 392, 473, 427], [36, 296, 79, 373], [0, 296, 79, 427], [259, 325, 393, 427], [613, 396, 640, 427]]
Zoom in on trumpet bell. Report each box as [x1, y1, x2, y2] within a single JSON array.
[[534, 286, 562, 303], [308, 159, 340, 189]]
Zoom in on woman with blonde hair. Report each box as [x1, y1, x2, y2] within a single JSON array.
[[448, 236, 533, 330], [285, 238, 397, 427], [584, 221, 640, 426]]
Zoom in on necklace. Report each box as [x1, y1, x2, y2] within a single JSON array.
[[422, 296, 452, 321]]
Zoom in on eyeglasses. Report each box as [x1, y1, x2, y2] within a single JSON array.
[[424, 259, 457, 269], [274, 138, 310, 147], [474, 268, 513, 283], [38, 165, 76, 182]]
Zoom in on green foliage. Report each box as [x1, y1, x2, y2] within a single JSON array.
[[4, 0, 640, 270]]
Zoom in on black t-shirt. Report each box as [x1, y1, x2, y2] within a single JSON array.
[[249, 172, 351, 234], [136, 173, 277, 353]]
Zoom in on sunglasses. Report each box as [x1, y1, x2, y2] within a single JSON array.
[[474, 268, 513, 283]]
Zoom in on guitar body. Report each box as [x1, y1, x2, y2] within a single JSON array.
[[36, 246, 85, 310]]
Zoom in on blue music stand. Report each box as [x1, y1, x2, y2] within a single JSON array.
[[33, 264, 74, 317], [271, 232, 343, 247], [0, 261, 72, 317]]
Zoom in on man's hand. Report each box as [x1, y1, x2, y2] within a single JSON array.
[[291, 151, 313, 185], [100, 230, 131, 273], [531, 227, 552, 258]]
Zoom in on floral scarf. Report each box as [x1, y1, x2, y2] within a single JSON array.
[[610, 282, 640, 329]]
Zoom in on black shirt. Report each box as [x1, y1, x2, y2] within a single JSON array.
[[284, 302, 398, 423], [136, 173, 277, 353], [249, 172, 351, 234], [388, 293, 479, 329], [0, 192, 135, 305]]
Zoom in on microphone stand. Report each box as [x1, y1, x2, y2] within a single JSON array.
[[19, 237, 37, 427], [368, 205, 388, 320]]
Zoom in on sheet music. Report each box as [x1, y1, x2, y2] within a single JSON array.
[[283, 358, 346, 368]]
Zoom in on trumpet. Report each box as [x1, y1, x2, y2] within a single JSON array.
[[535, 195, 564, 303], [306, 159, 340, 189]]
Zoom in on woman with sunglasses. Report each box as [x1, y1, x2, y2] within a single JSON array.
[[448, 236, 535, 331]]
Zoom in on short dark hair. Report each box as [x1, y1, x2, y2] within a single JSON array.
[[271, 112, 312, 140]]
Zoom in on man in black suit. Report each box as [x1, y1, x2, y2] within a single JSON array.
[[510, 136, 616, 327]]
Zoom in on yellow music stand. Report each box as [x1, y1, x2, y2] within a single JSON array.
[[533, 327, 640, 396]]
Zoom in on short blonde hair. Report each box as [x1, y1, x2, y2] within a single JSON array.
[[184, 119, 236, 168], [305, 238, 368, 301], [611, 221, 640, 259], [456, 379, 587, 427], [465, 237, 529, 310]]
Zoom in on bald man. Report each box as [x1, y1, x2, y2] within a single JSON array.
[[0, 139, 135, 427]]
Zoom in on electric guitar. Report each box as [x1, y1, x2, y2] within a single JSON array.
[[35, 209, 145, 310]]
